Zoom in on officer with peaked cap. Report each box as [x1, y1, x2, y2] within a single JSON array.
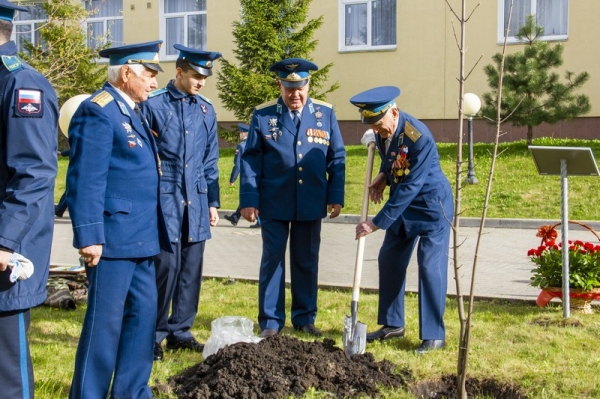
[[0, 1, 59, 397], [140, 44, 221, 361], [225, 123, 257, 227], [240, 58, 346, 338], [67, 40, 169, 398], [351, 86, 454, 354]]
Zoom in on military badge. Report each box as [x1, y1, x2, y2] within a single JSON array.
[[391, 145, 410, 183], [201, 104, 207, 114], [269, 118, 278, 127], [315, 111, 323, 119], [122, 122, 133, 133], [137, 138, 143, 147], [15, 89, 43, 117], [128, 140, 136, 148]]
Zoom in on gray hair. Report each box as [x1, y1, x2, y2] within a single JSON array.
[[107, 63, 146, 84]]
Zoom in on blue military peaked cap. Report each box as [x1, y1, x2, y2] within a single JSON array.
[[0, 0, 27, 21], [350, 86, 401, 124], [98, 40, 163, 73], [238, 123, 249, 133], [174, 44, 222, 77], [270, 58, 318, 88]]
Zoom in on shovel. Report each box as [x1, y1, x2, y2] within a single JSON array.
[[343, 132, 377, 359]]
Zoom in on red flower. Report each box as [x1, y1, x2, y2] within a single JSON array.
[[537, 225, 558, 243]]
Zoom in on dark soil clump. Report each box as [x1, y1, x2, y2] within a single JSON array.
[[410, 374, 528, 399], [158, 335, 528, 399], [165, 334, 411, 398]]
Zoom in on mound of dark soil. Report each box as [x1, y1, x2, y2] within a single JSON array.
[[165, 334, 411, 398], [157, 335, 528, 399]]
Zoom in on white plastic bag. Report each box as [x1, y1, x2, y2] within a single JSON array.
[[202, 316, 262, 358]]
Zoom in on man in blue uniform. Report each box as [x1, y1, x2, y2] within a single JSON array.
[[351, 86, 454, 354], [67, 41, 168, 399], [224, 123, 260, 228], [0, 2, 58, 397], [240, 58, 346, 338], [140, 44, 221, 361]]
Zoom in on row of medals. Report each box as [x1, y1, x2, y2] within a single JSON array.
[[267, 108, 330, 145]]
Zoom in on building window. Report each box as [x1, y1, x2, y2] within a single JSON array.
[[83, 0, 124, 49], [339, 0, 396, 52], [12, 3, 47, 53], [499, 0, 568, 43], [161, 0, 207, 58]]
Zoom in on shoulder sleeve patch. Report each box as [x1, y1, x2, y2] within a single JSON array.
[[404, 121, 422, 143], [198, 94, 212, 104], [311, 99, 332, 109], [1, 55, 23, 72], [15, 89, 43, 117], [91, 91, 114, 108], [148, 87, 168, 98], [255, 99, 278, 111]]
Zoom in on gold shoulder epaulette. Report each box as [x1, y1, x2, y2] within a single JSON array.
[[198, 94, 212, 104], [255, 99, 277, 111], [311, 99, 332, 109], [404, 121, 422, 143], [90, 91, 114, 108]]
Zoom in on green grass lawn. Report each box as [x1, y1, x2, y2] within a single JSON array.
[[55, 137, 600, 220], [31, 279, 600, 398], [42, 137, 600, 398]]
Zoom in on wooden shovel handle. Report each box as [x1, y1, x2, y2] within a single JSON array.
[[352, 142, 376, 302]]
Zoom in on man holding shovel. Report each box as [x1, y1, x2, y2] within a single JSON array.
[[351, 86, 453, 354]]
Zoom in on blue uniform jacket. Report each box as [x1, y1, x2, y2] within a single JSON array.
[[372, 111, 453, 236], [229, 139, 246, 184], [240, 97, 345, 221], [0, 41, 58, 311], [66, 83, 167, 258], [140, 81, 220, 244]]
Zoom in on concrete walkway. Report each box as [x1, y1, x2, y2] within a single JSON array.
[[50, 212, 600, 303]]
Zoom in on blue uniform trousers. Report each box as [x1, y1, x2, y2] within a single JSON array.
[[69, 258, 156, 399], [378, 225, 450, 340], [258, 219, 321, 331], [0, 309, 33, 399], [154, 237, 205, 344]]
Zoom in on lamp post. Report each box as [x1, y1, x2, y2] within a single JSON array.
[[464, 93, 481, 184]]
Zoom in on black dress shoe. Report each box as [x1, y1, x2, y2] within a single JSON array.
[[416, 339, 446, 354], [366, 326, 405, 343], [153, 342, 163, 361], [249, 222, 261, 228], [224, 214, 238, 226], [165, 337, 204, 352], [294, 324, 322, 337], [259, 328, 278, 338]]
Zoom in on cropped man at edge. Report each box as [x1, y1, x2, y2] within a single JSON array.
[[0, 1, 58, 397]]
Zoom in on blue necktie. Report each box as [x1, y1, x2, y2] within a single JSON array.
[[292, 110, 300, 130]]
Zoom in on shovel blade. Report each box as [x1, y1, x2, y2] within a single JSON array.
[[343, 315, 367, 359]]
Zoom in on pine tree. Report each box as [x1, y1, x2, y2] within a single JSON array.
[[19, 0, 107, 107], [216, 0, 339, 142], [481, 15, 590, 145]]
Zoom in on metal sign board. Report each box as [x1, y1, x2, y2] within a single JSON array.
[[529, 146, 600, 176]]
